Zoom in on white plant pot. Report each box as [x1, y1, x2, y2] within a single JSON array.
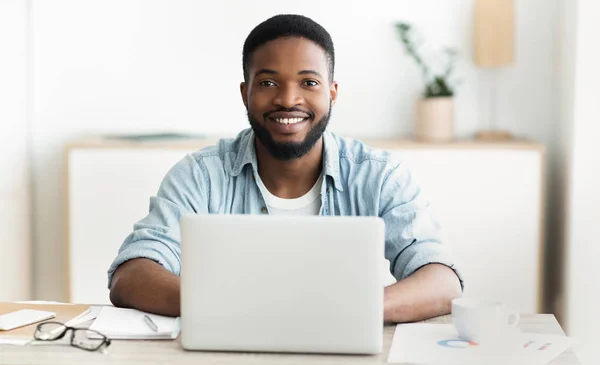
[[415, 97, 455, 142]]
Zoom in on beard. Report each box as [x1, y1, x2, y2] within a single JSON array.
[[247, 104, 332, 161]]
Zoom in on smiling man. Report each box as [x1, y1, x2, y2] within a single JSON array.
[[108, 14, 463, 322]]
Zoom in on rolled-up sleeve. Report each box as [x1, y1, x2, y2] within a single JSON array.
[[379, 162, 464, 290], [107, 154, 208, 288]]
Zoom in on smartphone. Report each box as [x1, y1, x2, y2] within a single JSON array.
[[0, 309, 56, 331]]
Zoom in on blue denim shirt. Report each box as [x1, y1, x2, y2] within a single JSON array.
[[107, 128, 463, 288]]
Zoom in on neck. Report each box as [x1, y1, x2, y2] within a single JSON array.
[[255, 137, 324, 199]]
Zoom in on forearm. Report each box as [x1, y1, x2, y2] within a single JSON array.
[[109, 258, 181, 317], [384, 263, 462, 323]]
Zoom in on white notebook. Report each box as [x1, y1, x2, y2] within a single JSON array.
[[89, 306, 180, 340]]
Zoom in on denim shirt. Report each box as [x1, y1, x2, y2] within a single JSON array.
[[107, 128, 463, 288]]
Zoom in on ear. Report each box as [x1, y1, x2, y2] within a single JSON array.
[[329, 81, 339, 107], [240, 82, 248, 109]]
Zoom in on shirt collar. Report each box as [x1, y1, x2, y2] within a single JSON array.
[[322, 130, 343, 191], [231, 129, 258, 176], [231, 129, 344, 192]]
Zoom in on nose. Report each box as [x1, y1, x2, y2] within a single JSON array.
[[272, 84, 303, 108]]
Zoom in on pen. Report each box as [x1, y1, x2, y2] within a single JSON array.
[[143, 314, 158, 332]]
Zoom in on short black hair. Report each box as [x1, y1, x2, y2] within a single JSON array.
[[242, 14, 335, 83]]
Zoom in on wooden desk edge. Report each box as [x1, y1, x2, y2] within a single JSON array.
[[65, 136, 545, 151]]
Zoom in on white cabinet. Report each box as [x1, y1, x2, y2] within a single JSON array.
[[68, 148, 192, 304], [388, 148, 543, 314], [67, 137, 543, 312]]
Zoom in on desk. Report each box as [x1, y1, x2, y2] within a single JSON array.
[[0, 314, 579, 365]]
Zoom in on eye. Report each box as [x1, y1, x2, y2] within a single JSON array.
[[258, 80, 276, 87], [303, 80, 319, 87]]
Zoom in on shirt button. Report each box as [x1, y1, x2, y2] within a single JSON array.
[[326, 188, 330, 194], [261, 207, 268, 214]]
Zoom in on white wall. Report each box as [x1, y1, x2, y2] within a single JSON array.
[[31, 0, 560, 300], [565, 1, 600, 363], [551, 0, 576, 323], [0, 0, 31, 300]]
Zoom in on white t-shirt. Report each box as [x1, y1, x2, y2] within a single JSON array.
[[256, 173, 323, 216]]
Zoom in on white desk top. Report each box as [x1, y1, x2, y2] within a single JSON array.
[[0, 314, 578, 365]]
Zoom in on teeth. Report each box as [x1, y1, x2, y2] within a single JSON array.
[[275, 117, 304, 125]]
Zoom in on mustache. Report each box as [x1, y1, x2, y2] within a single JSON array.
[[263, 107, 314, 120]]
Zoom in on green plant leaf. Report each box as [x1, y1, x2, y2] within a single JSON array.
[[394, 22, 457, 98]]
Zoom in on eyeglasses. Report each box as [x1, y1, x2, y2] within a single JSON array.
[[33, 321, 111, 352]]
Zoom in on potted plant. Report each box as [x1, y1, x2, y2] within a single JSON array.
[[395, 22, 459, 142]]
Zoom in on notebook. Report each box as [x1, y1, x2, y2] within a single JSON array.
[[89, 306, 180, 340]]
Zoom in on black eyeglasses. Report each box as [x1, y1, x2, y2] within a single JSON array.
[[33, 321, 111, 352]]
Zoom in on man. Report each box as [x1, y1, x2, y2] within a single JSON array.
[[108, 14, 463, 322]]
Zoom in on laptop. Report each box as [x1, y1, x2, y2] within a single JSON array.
[[180, 214, 385, 354]]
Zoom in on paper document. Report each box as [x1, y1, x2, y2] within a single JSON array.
[[89, 306, 180, 340], [65, 306, 101, 327], [387, 324, 574, 365], [0, 338, 31, 346]]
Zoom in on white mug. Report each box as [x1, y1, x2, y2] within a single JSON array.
[[452, 298, 520, 344]]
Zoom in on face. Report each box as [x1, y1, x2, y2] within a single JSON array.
[[241, 37, 338, 160]]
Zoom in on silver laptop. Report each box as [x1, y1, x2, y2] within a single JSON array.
[[180, 214, 384, 354]]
